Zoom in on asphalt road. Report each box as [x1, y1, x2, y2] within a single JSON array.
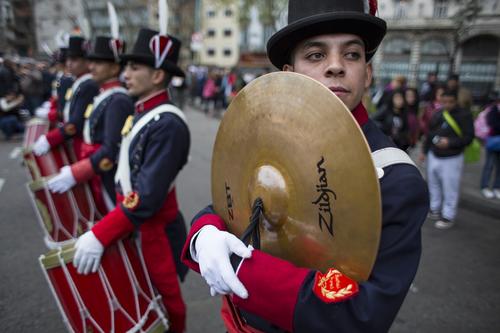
[[0, 106, 499, 332]]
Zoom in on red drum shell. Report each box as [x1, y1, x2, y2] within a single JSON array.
[[28, 178, 90, 243], [39, 239, 168, 333]]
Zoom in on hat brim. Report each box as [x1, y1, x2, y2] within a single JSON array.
[[267, 12, 387, 70], [67, 52, 87, 59], [86, 53, 118, 62], [120, 54, 185, 77]]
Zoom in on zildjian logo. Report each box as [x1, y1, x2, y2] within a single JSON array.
[[312, 156, 337, 237]]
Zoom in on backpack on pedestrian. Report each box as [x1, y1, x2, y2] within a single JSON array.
[[474, 107, 491, 141]]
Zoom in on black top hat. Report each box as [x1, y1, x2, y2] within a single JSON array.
[[267, 0, 387, 69], [67, 36, 90, 58], [56, 47, 68, 64], [87, 36, 126, 63], [121, 28, 184, 77]]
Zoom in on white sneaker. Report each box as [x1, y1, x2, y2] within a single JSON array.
[[494, 189, 500, 200], [481, 188, 495, 199], [435, 219, 455, 230]]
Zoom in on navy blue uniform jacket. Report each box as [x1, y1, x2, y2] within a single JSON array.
[[182, 104, 429, 333]]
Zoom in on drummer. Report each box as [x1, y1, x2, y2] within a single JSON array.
[[71, 27, 190, 333], [32, 35, 99, 160], [181, 1, 429, 332], [44, 35, 133, 214], [47, 47, 74, 125]]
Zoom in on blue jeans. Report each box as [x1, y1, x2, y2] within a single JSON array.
[[480, 150, 500, 189], [0, 115, 24, 140]]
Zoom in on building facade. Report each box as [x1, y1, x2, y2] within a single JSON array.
[[374, 0, 500, 98], [1, 0, 36, 56], [34, 0, 89, 55], [199, 0, 240, 68], [83, 0, 149, 48]]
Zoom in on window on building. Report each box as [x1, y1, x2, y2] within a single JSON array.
[[207, 29, 216, 37], [224, 29, 232, 37], [207, 48, 216, 57], [394, 0, 408, 19], [383, 37, 412, 55], [433, 0, 448, 18], [207, 9, 216, 18], [421, 39, 449, 56], [418, 3, 425, 16], [225, 8, 233, 17], [223, 49, 232, 57]]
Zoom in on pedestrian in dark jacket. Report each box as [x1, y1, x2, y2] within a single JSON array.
[[421, 89, 474, 229], [405, 87, 420, 147], [372, 90, 410, 150]]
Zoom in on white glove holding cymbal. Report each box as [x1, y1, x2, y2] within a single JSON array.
[[193, 225, 252, 298]]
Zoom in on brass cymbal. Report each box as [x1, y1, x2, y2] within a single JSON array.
[[211, 72, 381, 281]]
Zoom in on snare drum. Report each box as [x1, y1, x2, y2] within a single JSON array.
[[28, 178, 102, 246], [39, 239, 169, 333], [23, 142, 74, 180], [23, 118, 49, 149]]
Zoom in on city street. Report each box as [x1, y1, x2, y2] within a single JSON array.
[[0, 106, 499, 333]]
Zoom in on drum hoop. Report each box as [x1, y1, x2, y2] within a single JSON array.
[[40, 242, 75, 269], [27, 178, 83, 243]]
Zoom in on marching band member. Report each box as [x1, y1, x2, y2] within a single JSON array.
[[181, 1, 429, 332], [32, 36, 99, 160], [46, 3, 133, 214], [36, 32, 74, 125], [72, 24, 190, 333]]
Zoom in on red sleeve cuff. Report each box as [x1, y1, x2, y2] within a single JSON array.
[[46, 128, 64, 147], [70, 158, 95, 183], [181, 213, 227, 273], [232, 250, 311, 332], [92, 206, 135, 247]]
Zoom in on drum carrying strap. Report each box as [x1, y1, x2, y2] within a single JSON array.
[[83, 87, 128, 144], [115, 104, 187, 195], [371, 147, 416, 179], [63, 73, 93, 123]]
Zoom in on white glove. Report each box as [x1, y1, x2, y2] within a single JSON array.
[[35, 101, 51, 119], [73, 231, 105, 275], [32, 135, 50, 156], [194, 225, 252, 299], [48, 165, 76, 193]]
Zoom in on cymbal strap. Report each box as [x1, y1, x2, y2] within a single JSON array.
[[240, 198, 263, 250]]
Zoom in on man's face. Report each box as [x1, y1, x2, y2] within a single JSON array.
[[89, 60, 119, 84], [447, 79, 458, 90], [442, 95, 457, 111], [66, 57, 89, 77], [283, 33, 372, 111], [123, 61, 156, 98]]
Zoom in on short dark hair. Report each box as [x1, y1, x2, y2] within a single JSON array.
[[447, 73, 459, 82]]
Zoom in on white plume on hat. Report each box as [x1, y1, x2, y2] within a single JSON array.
[[107, 2, 120, 40]]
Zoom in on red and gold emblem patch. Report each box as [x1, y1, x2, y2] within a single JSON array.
[[64, 124, 76, 136], [99, 158, 114, 171], [313, 268, 359, 303], [122, 191, 140, 210]]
